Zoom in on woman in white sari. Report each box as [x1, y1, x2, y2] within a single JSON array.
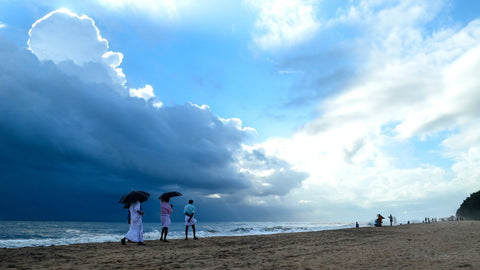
[[121, 201, 145, 245]]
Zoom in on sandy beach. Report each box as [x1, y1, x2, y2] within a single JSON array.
[[1, 221, 479, 269]]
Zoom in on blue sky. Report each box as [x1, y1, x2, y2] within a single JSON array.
[[1, 0, 479, 222]]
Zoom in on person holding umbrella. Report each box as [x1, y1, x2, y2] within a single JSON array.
[[119, 191, 149, 245], [375, 214, 385, 227], [158, 191, 182, 243], [160, 197, 173, 242]]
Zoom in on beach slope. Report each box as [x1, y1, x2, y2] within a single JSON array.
[[1, 221, 479, 269]]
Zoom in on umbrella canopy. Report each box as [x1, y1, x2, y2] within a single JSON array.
[[159, 191, 182, 201], [119, 191, 150, 208]]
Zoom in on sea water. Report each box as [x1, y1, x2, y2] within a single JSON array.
[[0, 220, 358, 248]]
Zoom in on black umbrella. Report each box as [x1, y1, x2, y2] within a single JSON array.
[[159, 191, 182, 201], [119, 191, 150, 208]]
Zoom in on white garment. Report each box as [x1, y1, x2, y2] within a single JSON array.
[[185, 216, 197, 226], [161, 215, 171, 228], [124, 201, 143, 242]]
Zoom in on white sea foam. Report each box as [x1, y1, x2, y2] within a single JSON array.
[[0, 221, 359, 248], [0, 235, 124, 248]]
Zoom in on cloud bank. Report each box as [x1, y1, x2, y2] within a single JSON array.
[[259, 0, 480, 220], [0, 9, 307, 221], [2, 1, 479, 223]]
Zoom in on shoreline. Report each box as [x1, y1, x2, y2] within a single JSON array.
[[0, 220, 358, 249], [1, 221, 479, 269]]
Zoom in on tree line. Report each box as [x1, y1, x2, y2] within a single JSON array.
[[456, 190, 480, 220]]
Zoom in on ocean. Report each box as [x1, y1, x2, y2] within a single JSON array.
[[0, 221, 358, 248]]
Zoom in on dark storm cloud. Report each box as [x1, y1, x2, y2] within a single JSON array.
[[0, 38, 307, 221], [0, 38, 246, 190]]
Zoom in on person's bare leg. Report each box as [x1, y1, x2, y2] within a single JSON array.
[[192, 225, 198, 239], [185, 226, 189, 240], [163, 228, 169, 242], [160, 228, 165, 241]]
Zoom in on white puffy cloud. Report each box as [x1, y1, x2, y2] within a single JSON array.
[[220, 117, 257, 134], [129, 84, 164, 107], [28, 8, 126, 86], [29, 8, 106, 65], [247, 0, 320, 50], [129, 84, 155, 100], [0, 21, 6, 28], [27, 8, 172, 105]]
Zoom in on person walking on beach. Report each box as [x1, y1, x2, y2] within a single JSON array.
[[184, 200, 198, 240], [160, 198, 173, 242], [121, 200, 145, 245]]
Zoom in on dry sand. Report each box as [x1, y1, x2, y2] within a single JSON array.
[[1, 221, 479, 269]]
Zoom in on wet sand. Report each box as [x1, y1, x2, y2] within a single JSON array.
[[1, 221, 479, 269]]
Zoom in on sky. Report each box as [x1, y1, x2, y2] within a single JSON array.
[[0, 0, 479, 223]]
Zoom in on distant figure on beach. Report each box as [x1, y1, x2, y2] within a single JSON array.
[[121, 201, 145, 245], [356, 221, 359, 228], [184, 199, 198, 240], [389, 214, 393, 226], [160, 198, 173, 242], [375, 214, 385, 227]]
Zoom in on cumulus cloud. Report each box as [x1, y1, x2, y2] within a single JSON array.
[[0, 21, 6, 28], [28, 8, 107, 65], [130, 84, 155, 100], [0, 9, 307, 221], [247, 0, 320, 50], [28, 8, 126, 87], [27, 9, 165, 106]]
